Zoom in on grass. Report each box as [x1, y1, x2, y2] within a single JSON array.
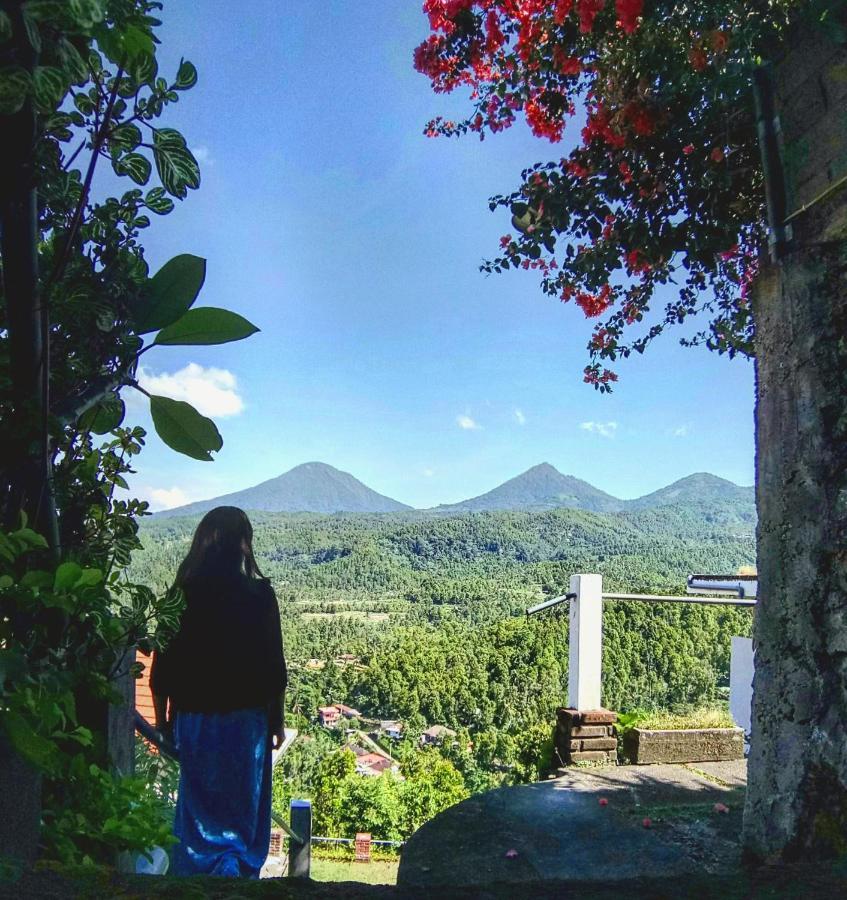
[[309, 858, 399, 885], [634, 707, 736, 731]]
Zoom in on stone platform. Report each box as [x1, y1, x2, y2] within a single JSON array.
[[397, 761, 747, 890]]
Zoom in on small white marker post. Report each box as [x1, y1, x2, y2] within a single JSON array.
[[568, 573, 603, 710]]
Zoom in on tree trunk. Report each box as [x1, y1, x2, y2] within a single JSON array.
[[0, 0, 58, 547], [744, 25, 847, 857]]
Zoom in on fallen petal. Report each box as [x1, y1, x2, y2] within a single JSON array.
[[505, 848, 519, 859]]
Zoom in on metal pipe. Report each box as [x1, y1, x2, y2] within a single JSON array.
[[602, 592, 756, 606], [753, 63, 789, 261]]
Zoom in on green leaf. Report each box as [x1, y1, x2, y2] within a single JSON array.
[[79, 394, 125, 434], [0, 67, 32, 116], [110, 122, 142, 151], [32, 66, 66, 113], [58, 37, 89, 84], [2, 711, 59, 772], [154, 307, 259, 346], [174, 58, 197, 90], [152, 128, 200, 199], [0, 11, 11, 42], [21, 8, 41, 53], [144, 186, 174, 215], [68, 0, 105, 28], [134, 254, 206, 334], [113, 151, 151, 185], [149, 396, 222, 462], [54, 561, 83, 591], [76, 568, 103, 587], [120, 23, 154, 61], [20, 569, 52, 589]]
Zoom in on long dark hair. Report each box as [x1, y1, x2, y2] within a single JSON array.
[[176, 506, 264, 586]]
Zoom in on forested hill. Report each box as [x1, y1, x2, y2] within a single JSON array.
[[626, 472, 755, 511], [434, 462, 624, 513], [156, 461, 411, 517], [132, 500, 756, 606]]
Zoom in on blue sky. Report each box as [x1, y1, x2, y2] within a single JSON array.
[[124, 1, 755, 511]]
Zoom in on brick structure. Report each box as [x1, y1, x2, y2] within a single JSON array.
[[555, 707, 617, 765], [355, 832, 372, 862]]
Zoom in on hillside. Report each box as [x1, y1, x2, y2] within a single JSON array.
[[155, 462, 411, 517], [627, 473, 755, 512], [434, 463, 624, 514]]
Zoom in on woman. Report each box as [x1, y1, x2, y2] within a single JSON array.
[[150, 506, 287, 878]]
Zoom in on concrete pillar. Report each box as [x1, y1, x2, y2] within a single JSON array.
[[568, 573, 603, 710], [288, 798, 312, 878]]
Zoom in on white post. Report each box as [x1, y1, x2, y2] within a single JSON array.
[[568, 574, 604, 710], [730, 636, 754, 738]]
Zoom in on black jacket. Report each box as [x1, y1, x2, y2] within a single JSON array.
[[150, 572, 287, 731]]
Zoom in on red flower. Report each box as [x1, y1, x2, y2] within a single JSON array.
[[615, 0, 643, 34], [626, 248, 650, 273], [710, 30, 730, 53], [576, 283, 613, 317], [500, 234, 513, 249], [485, 10, 505, 54], [642, 817, 652, 828], [710, 146, 725, 163], [598, 796, 609, 806], [713, 803, 729, 814], [688, 47, 708, 72], [554, 0, 574, 25], [577, 0, 604, 34], [553, 47, 582, 75], [682, 143, 695, 155], [618, 161, 633, 183]]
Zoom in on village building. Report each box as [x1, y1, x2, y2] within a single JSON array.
[[380, 720, 404, 740], [318, 705, 341, 727], [420, 724, 457, 746]]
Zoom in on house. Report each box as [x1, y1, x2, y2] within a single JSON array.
[[420, 724, 457, 746], [318, 706, 341, 727], [333, 703, 361, 719], [355, 752, 394, 777], [380, 720, 404, 740]]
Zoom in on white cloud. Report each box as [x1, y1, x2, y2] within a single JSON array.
[[673, 424, 690, 438], [138, 363, 244, 418], [456, 414, 481, 430], [192, 145, 213, 165], [422, 467, 435, 478], [580, 420, 618, 438], [514, 408, 526, 425], [147, 486, 193, 511]]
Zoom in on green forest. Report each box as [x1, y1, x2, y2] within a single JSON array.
[[132, 500, 755, 840]]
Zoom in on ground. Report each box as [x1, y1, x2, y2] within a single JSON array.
[[398, 760, 750, 889], [4, 761, 847, 897]]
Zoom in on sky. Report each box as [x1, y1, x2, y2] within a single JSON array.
[[123, 1, 756, 512]]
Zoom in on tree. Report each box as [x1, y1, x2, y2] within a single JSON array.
[[415, 0, 847, 861], [0, 0, 257, 863]]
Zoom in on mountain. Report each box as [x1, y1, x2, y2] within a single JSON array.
[[627, 472, 755, 511], [156, 462, 412, 517], [433, 463, 625, 514]]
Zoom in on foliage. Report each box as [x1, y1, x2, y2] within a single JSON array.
[[413, 0, 841, 387], [0, 0, 255, 864]]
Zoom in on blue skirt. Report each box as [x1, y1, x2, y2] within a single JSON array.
[[172, 708, 272, 878]]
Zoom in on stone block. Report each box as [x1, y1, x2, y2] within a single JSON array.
[[570, 750, 615, 763], [579, 737, 617, 751], [624, 728, 744, 765], [580, 709, 617, 725], [570, 725, 608, 738]]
